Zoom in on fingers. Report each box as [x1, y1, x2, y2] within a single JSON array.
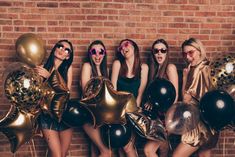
[[143, 103, 152, 111]]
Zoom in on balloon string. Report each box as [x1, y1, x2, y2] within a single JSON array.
[[108, 128, 111, 157], [31, 139, 38, 157], [45, 148, 49, 157], [223, 134, 225, 157]]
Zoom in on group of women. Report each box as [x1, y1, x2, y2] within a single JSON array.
[[35, 37, 218, 157]]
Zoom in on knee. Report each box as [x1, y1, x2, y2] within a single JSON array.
[[123, 144, 135, 154], [144, 144, 152, 156]]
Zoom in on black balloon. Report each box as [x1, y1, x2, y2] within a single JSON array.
[[100, 124, 132, 148], [200, 90, 235, 131], [62, 99, 93, 127], [146, 78, 176, 113]]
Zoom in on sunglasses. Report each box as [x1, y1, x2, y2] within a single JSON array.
[[182, 50, 196, 57], [56, 43, 72, 54], [152, 48, 167, 54], [89, 48, 105, 56], [118, 41, 131, 51]]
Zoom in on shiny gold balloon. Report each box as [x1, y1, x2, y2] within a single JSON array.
[[3, 63, 43, 111], [126, 112, 167, 142], [0, 105, 39, 153], [81, 77, 138, 127], [210, 54, 235, 90], [15, 33, 46, 67], [40, 70, 70, 122]]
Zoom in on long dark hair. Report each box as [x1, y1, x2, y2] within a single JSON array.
[[86, 40, 108, 77], [150, 39, 169, 80], [116, 39, 141, 78], [43, 39, 74, 82]]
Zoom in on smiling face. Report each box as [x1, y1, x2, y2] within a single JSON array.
[[119, 40, 135, 59], [54, 41, 71, 61], [182, 45, 201, 66], [153, 43, 168, 65], [90, 44, 105, 66]]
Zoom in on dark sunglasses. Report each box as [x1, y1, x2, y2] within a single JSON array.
[[182, 50, 196, 57], [56, 43, 72, 54], [118, 41, 131, 51], [89, 48, 105, 56], [152, 48, 167, 54]]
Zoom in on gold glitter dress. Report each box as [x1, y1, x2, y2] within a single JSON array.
[[182, 59, 219, 150]]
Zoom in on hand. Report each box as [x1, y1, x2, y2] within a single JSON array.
[[183, 64, 190, 81], [183, 92, 192, 103], [35, 66, 50, 79], [143, 102, 152, 111]]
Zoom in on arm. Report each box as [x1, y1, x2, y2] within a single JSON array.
[[81, 62, 92, 93], [181, 64, 192, 103], [166, 64, 179, 103], [136, 64, 149, 107], [35, 65, 51, 79], [111, 60, 121, 90], [67, 65, 73, 91]]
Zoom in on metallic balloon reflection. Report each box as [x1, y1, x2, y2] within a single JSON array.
[[210, 55, 234, 92], [0, 105, 39, 153], [165, 102, 200, 135], [15, 33, 46, 67], [3, 63, 43, 111]]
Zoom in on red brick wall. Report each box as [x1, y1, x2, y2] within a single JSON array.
[[0, 0, 234, 156]]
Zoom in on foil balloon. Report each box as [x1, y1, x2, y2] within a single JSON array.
[[62, 99, 94, 127], [126, 112, 167, 142], [40, 70, 69, 122], [165, 102, 200, 135], [15, 33, 46, 67], [83, 76, 114, 98], [0, 105, 40, 153], [200, 90, 235, 131], [100, 124, 132, 148], [81, 77, 138, 127], [210, 55, 234, 91], [3, 63, 43, 111]]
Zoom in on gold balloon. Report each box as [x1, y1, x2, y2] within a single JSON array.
[[81, 77, 138, 127], [210, 54, 235, 90], [3, 63, 43, 111], [15, 33, 46, 67], [126, 112, 167, 142], [40, 70, 70, 122], [0, 105, 39, 153]]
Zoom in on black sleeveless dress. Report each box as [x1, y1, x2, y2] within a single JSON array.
[[117, 76, 140, 98]]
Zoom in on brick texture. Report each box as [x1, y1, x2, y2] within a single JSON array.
[[0, 0, 234, 157]]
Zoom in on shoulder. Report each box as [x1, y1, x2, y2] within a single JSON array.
[[167, 63, 177, 72], [112, 60, 121, 68], [141, 63, 149, 71], [82, 62, 92, 70]]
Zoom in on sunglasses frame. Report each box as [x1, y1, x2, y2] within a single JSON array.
[[152, 48, 167, 54], [182, 50, 196, 57], [89, 48, 106, 56], [56, 43, 72, 54]]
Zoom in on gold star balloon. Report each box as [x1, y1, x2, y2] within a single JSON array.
[[81, 77, 138, 127], [40, 70, 69, 122], [0, 105, 40, 153]]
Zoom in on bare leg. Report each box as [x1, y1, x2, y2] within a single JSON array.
[[59, 128, 73, 157], [42, 129, 62, 157], [198, 149, 211, 157], [158, 141, 169, 157], [83, 124, 111, 157], [123, 139, 138, 157], [144, 140, 159, 157], [172, 142, 198, 157]]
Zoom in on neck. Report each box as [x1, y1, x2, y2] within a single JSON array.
[[96, 65, 102, 76], [54, 58, 63, 69], [191, 59, 202, 66]]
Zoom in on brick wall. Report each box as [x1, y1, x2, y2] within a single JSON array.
[[0, 0, 234, 156]]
